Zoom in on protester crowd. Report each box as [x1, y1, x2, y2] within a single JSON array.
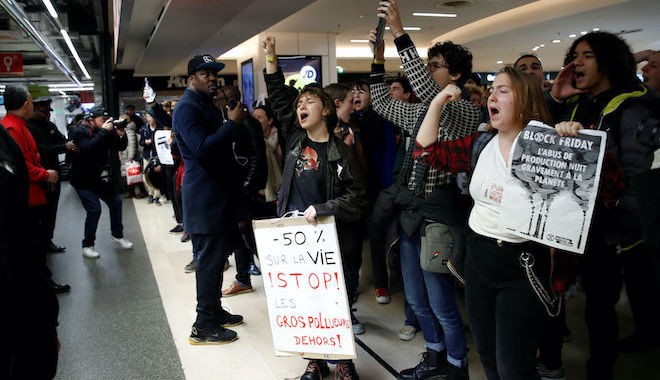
[[2, 1, 659, 379]]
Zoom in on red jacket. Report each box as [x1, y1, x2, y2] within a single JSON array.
[[2, 113, 48, 207]]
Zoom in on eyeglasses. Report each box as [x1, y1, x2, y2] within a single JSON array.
[[426, 62, 449, 72]]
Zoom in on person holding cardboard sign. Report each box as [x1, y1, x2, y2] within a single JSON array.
[[419, 66, 554, 380], [263, 36, 367, 380]]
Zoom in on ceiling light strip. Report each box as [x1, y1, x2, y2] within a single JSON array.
[[49, 88, 93, 92], [385, 26, 422, 31], [49, 83, 94, 88], [0, 0, 82, 86], [42, 0, 58, 19], [40, 0, 93, 81], [412, 12, 456, 18], [60, 29, 91, 79]]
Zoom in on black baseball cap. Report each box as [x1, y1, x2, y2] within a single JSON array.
[[90, 105, 109, 118], [33, 98, 53, 111], [187, 54, 225, 75]]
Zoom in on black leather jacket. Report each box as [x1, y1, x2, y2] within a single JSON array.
[[264, 68, 367, 222]]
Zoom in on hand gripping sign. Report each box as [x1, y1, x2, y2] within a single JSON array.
[[500, 121, 607, 254], [252, 215, 356, 360]]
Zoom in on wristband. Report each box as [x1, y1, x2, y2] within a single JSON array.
[[266, 54, 276, 62], [392, 31, 405, 39], [373, 59, 385, 65]]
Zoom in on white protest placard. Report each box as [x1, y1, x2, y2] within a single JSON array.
[[252, 215, 356, 360], [500, 121, 607, 254], [154, 129, 174, 165]]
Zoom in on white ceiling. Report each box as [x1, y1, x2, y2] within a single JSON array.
[[119, 0, 660, 76], [2, 0, 659, 86]]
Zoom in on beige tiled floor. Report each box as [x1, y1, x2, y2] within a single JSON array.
[[134, 198, 659, 380]]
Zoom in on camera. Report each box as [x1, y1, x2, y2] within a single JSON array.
[[112, 119, 128, 129], [99, 165, 112, 184], [635, 117, 660, 149]]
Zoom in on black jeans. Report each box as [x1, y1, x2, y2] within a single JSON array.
[[44, 181, 61, 241], [337, 220, 363, 305], [368, 214, 396, 290], [465, 232, 546, 380], [234, 218, 256, 286], [582, 233, 621, 380], [538, 303, 566, 370], [192, 233, 230, 329]]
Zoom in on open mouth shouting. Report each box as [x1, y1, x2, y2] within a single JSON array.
[[298, 111, 310, 125], [489, 106, 500, 119]]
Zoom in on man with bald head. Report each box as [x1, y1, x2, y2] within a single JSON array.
[[636, 49, 660, 92]]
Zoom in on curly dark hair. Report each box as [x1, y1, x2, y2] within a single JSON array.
[[566, 31, 638, 89], [428, 41, 473, 87]]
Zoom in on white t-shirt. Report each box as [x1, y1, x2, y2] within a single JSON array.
[[468, 133, 527, 243], [154, 129, 174, 165]]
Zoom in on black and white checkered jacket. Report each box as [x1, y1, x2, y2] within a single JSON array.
[[370, 34, 481, 196]]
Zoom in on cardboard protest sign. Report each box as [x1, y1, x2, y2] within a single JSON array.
[[500, 121, 607, 254], [252, 215, 356, 359], [154, 130, 174, 165]]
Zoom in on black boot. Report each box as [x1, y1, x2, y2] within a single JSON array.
[[397, 349, 447, 380], [300, 360, 330, 380]]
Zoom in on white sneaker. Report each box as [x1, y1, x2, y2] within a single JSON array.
[[111, 237, 133, 249], [82, 246, 100, 259], [399, 325, 417, 341]]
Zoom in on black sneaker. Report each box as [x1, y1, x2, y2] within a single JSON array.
[[219, 309, 244, 327], [300, 360, 330, 380], [170, 224, 184, 233], [184, 258, 196, 273], [188, 326, 237, 345], [180, 232, 191, 243]]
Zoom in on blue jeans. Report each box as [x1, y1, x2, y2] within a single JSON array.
[[75, 187, 124, 247], [399, 227, 467, 367]]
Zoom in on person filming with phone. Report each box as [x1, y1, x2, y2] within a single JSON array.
[[173, 54, 248, 345]]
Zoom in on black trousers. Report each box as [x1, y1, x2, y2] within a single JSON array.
[[337, 220, 363, 306], [465, 233, 547, 380], [164, 166, 182, 223], [44, 182, 61, 241], [192, 233, 230, 328]]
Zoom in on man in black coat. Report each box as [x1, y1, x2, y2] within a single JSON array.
[[173, 54, 247, 344], [27, 97, 78, 253], [0, 124, 60, 379]]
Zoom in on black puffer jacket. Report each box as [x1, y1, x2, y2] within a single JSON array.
[[549, 84, 659, 210], [548, 84, 660, 247]]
